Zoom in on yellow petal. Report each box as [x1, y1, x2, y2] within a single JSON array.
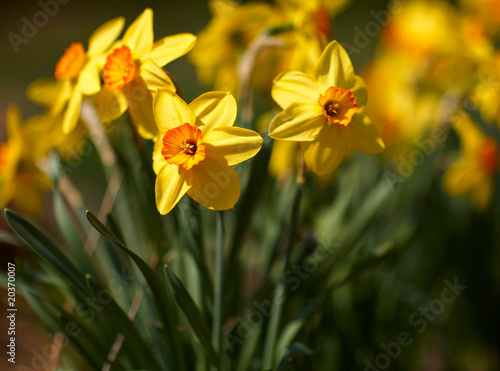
[[155, 164, 190, 215], [75, 60, 101, 95], [472, 176, 492, 211], [122, 8, 154, 58], [269, 103, 325, 141], [97, 87, 128, 122], [442, 158, 481, 196], [123, 81, 157, 139], [26, 78, 60, 107], [50, 78, 73, 117], [187, 157, 240, 210], [350, 75, 367, 108], [12, 170, 51, 217], [6, 105, 22, 141], [154, 89, 196, 134], [144, 33, 197, 67], [152, 138, 165, 175], [301, 124, 346, 176], [189, 91, 236, 134], [315, 41, 354, 92], [204, 126, 263, 166], [140, 59, 176, 92], [272, 71, 319, 109], [339, 113, 384, 154], [268, 140, 299, 179], [62, 91, 83, 134], [87, 17, 125, 57], [0, 176, 14, 207]]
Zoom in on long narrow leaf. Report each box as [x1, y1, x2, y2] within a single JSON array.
[[86, 210, 184, 371], [165, 265, 219, 366]]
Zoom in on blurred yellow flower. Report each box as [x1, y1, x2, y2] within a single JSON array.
[[0, 106, 51, 216], [189, 0, 278, 91], [46, 17, 125, 134], [27, 78, 87, 161], [478, 52, 500, 127], [443, 114, 498, 210], [269, 41, 384, 176], [98, 8, 197, 139], [460, 0, 500, 33], [152, 90, 263, 214], [277, 0, 351, 38], [382, 1, 457, 58]]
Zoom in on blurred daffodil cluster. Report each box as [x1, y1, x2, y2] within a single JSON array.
[[365, 0, 500, 210]]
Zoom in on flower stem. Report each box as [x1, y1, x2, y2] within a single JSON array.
[[212, 210, 225, 369], [262, 180, 303, 368]]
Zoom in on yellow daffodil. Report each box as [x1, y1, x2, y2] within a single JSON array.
[[98, 8, 196, 139], [443, 114, 498, 210], [27, 17, 126, 134], [152, 90, 263, 214], [268, 41, 384, 176], [277, 0, 351, 38], [460, 0, 500, 34], [0, 106, 51, 216], [382, 1, 457, 58], [478, 52, 500, 127], [189, 0, 278, 91], [26, 78, 87, 160]]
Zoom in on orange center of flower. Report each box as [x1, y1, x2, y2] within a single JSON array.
[[318, 87, 357, 126], [103, 45, 137, 91], [162, 123, 207, 170], [55, 42, 87, 80], [479, 138, 499, 175]]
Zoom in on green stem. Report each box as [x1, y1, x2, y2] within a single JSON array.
[[262, 182, 303, 368], [212, 211, 225, 369]]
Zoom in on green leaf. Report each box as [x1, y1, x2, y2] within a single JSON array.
[[165, 265, 219, 367], [86, 210, 127, 248], [84, 274, 162, 371], [276, 342, 313, 371], [86, 210, 184, 371], [53, 189, 97, 277], [276, 304, 316, 357], [4, 209, 160, 370], [4, 208, 89, 295]]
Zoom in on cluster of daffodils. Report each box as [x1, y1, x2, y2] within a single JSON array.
[[365, 0, 500, 210], [2, 2, 387, 217]]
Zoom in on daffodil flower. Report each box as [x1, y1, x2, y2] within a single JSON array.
[[98, 8, 197, 139], [152, 90, 263, 214], [269, 40, 384, 176], [443, 114, 498, 210], [28, 17, 125, 134], [189, 0, 277, 91], [0, 106, 51, 216]]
